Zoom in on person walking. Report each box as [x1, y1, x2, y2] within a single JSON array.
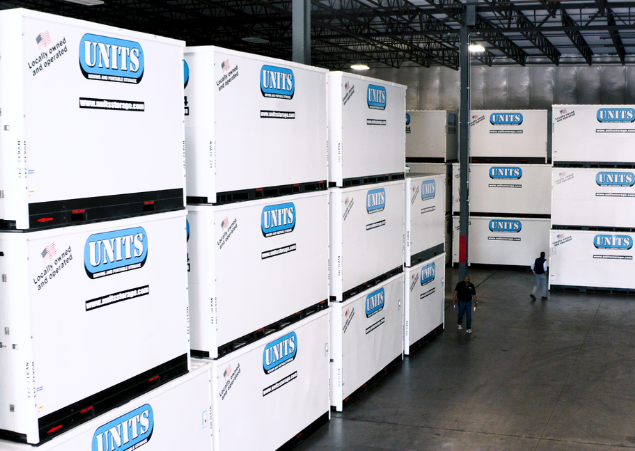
[[530, 251, 548, 301], [453, 275, 477, 334]]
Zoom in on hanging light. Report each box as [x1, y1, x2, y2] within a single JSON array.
[[350, 64, 370, 70], [468, 44, 486, 53]]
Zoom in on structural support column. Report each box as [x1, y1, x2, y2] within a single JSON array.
[[292, 0, 311, 64], [458, 20, 471, 280]]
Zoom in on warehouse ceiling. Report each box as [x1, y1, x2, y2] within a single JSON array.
[[1, 0, 635, 69]]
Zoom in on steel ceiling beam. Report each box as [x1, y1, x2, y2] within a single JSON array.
[[474, 16, 528, 65], [562, 9, 594, 64], [485, 0, 561, 64], [607, 8, 626, 64]]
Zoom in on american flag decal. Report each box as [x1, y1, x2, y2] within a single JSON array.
[[345, 308, 350, 317], [472, 114, 479, 119], [36, 31, 51, 50], [560, 109, 567, 115], [41, 242, 57, 262], [345, 197, 350, 206], [345, 81, 350, 90], [221, 217, 229, 230], [223, 365, 232, 380], [557, 234, 564, 239], [221, 59, 230, 72], [559, 172, 566, 177]]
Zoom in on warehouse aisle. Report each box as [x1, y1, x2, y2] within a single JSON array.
[[297, 267, 635, 451]]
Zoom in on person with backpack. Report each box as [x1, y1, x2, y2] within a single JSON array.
[[530, 251, 548, 301]]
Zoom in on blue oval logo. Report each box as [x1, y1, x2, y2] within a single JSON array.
[[596, 172, 635, 186], [421, 180, 436, 201], [594, 234, 633, 250], [490, 113, 523, 125], [421, 262, 435, 286], [260, 65, 294, 100], [186, 218, 190, 242], [489, 167, 522, 179], [365, 287, 385, 318], [92, 404, 153, 451], [367, 84, 387, 110], [263, 331, 297, 374], [79, 34, 144, 84], [366, 188, 386, 214], [597, 108, 635, 123], [261, 202, 296, 237], [184, 60, 189, 88], [489, 220, 522, 233], [84, 227, 148, 279], [406, 113, 411, 125]]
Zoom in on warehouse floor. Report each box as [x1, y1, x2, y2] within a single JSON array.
[[297, 267, 635, 451]]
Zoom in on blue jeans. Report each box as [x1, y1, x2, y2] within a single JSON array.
[[532, 273, 547, 298], [458, 300, 472, 329]]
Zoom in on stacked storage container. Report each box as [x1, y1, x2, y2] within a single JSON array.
[[184, 47, 330, 449], [403, 174, 445, 356], [405, 110, 458, 253], [550, 105, 635, 292], [452, 110, 550, 266], [328, 72, 406, 411], [0, 9, 193, 447]]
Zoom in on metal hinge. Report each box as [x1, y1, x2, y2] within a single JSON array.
[[0, 190, 4, 198], [2, 275, 6, 282], [324, 343, 328, 356], [3, 125, 8, 131], [4, 327, 8, 335], [9, 405, 14, 412]]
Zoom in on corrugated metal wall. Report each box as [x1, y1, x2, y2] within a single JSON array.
[[365, 65, 635, 156], [366, 65, 635, 110]]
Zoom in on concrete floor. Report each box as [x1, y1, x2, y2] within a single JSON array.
[[297, 267, 635, 451]]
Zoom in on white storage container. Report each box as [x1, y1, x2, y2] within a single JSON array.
[[209, 309, 329, 451], [0, 360, 213, 451], [404, 253, 445, 355], [552, 167, 635, 228], [408, 162, 452, 214], [330, 181, 404, 301], [405, 174, 445, 266], [469, 110, 548, 162], [549, 229, 635, 290], [553, 105, 635, 163], [330, 273, 403, 411], [0, 211, 189, 445], [0, 9, 186, 230], [328, 72, 406, 186], [452, 164, 551, 215], [405, 110, 458, 162], [184, 46, 328, 204], [187, 191, 328, 358], [452, 215, 550, 266]]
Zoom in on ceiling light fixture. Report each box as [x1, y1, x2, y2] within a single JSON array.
[[242, 37, 270, 44], [351, 64, 370, 70], [63, 0, 104, 5], [468, 44, 486, 53]]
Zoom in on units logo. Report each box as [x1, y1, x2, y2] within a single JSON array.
[[367, 84, 387, 110], [261, 65, 294, 99], [596, 172, 635, 186], [261, 202, 296, 237], [489, 220, 522, 233], [263, 331, 297, 374], [366, 287, 385, 318], [420, 262, 435, 286], [92, 404, 153, 451], [489, 167, 522, 179], [84, 227, 148, 279], [593, 234, 633, 250], [597, 108, 635, 123], [366, 188, 386, 214], [421, 180, 436, 201], [406, 113, 411, 125], [184, 60, 189, 88], [490, 113, 523, 125], [80, 34, 144, 83]]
